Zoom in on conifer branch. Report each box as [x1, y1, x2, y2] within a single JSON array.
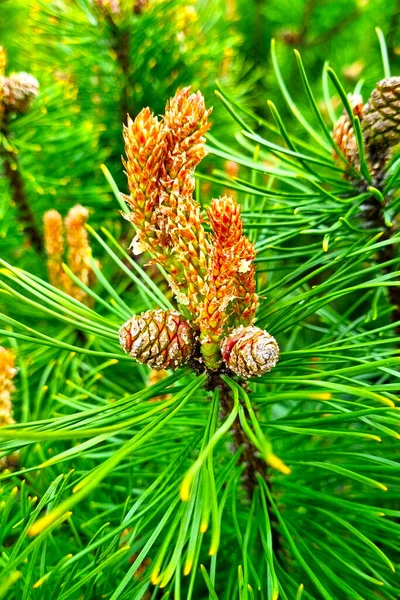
[[96, 3, 134, 123], [361, 193, 400, 333], [0, 113, 43, 254], [217, 377, 282, 554]]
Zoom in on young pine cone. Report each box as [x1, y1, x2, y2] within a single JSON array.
[[221, 325, 279, 379], [119, 310, 195, 370]]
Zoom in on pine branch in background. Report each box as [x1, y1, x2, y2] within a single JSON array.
[[27, 0, 254, 188], [0, 47, 42, 253], [332, 75, 400, 331]]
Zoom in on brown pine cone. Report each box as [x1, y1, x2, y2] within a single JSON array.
[[119, 310, 195, 370], [2, 72, 39, 114], [332, 94, 363, 169], [221, 325, 279, 379], [363, 77, 400, 147]]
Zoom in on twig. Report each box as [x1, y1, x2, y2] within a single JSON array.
[[0, 112, 43, 253], [360, 192, 400, 333], [216, 376, 281, 551], [100, 8, 133, 123]]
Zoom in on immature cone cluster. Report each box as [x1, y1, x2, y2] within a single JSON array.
[[221, 326, 279, 379], [119, 310, 195, 370], [333, 77, 400, 180], [123, 87, 212, 313], [199, 196, 258, 369], [121, 87, 279, 379], [43, 205, 96, 305]]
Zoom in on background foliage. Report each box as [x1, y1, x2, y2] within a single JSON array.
[[1, 1, 400, 599]]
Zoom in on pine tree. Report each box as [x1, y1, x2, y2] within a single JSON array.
[[0, 7, 400, 600]]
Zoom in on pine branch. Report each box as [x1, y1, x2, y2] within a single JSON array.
[[217, 376, 283, 560], [218, 378, 267, 495], [99, 7, 133, 123], [360, 192, 400, 333], [0, 112, 43, 254]]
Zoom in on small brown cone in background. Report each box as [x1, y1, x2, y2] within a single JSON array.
[[134, 0, 149, 14], [2, 72, 39, 114], [221, 325, 279, 379], [333, 78, 400, 181], [363, 77, 400, 147], [119, 310, 195, 370], [332, 93, 363, 170], [361, 77, 400, 178]]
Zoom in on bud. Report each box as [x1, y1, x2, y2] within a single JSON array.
[[119, 310, 195, 370], [2, 72, 39, 114], [221, 325, 279, 379]]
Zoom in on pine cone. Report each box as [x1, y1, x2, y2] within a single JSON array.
[[332, 94, 363, 169], [363, 77, 400, 147], [221, 325, 279, 379], [119, 310, 195, 370], [2, 72, 39, 114]]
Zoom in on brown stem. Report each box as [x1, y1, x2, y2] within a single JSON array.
[[99, 8, 133, 124], [361, 192, 400, 333], [216, 376, 281, 552], [112, 28, 132, 123], [219, 379, 268, 495], [0, 113, 43, 253]]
